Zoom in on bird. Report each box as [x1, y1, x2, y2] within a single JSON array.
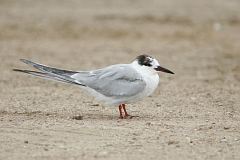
[[13, 54, 174, 119]]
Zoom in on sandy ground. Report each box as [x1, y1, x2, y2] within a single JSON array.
[[0, 0, 240, 159]]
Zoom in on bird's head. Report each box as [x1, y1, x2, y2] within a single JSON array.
[[133, 54, 174, 74]]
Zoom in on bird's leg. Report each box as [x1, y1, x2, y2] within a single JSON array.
[[122, 104, 138, 119], [118, 104, 124, 119], [122, 104, 130, 117], [119, 104, 136, 119]]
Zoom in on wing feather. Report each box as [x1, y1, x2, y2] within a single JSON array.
[[72, 65, 146, 97], [16, 59, 84, 86]]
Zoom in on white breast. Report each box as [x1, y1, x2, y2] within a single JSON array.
[[131, 62, 160, 100], [137, 71, 159, 100], [143, 73, 159, 96]]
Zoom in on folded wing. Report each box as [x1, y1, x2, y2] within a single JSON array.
[[71, 65, 146, 97]]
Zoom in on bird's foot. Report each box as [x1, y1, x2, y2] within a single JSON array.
[[119, 115, 139, 119], [124, 115, 133, 119], [118, 104, 139, 119]]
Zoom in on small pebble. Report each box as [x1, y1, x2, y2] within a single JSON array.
[[24, 140, 28, 144], [146, 122, 151, 126], [95, 151, 108, 158], [220, 137, 227, 142], [186, 137, 193, 143], [191, 97, 196, 100], [72, 115, 83, 120], [224, 126, 230, 130], [167, 140, 179, 145], [132, 137, 137, 140]]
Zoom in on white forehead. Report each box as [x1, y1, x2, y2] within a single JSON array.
[[149, 57, 160, 66]]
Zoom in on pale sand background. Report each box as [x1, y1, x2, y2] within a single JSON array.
[[0, 0, 240, 159]]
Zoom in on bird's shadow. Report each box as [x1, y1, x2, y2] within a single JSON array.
[[1, 110, 149, 121], [72, 113, 117, 121], [72, 113, 147, 121]]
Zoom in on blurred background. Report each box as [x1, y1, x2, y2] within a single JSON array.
[[0, 0, 240, 83], [0, 0, 240, 160]]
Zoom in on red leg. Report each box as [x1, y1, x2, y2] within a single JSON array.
[[122, 104, 130, 117], [118, 104, 124, 119], [122, 104, 138, 119]]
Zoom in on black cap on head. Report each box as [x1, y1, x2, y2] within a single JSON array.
[[136, 54, 153, 67]]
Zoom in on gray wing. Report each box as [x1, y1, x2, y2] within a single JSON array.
[[71, 64, 146, 97]]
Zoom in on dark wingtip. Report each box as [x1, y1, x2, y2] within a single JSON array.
[[13, 69, 29, 73], [19, 59, 30, 64], [13, 68, 21, 72]]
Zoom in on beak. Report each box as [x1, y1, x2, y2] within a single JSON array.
[[154, 66, 174, 74]]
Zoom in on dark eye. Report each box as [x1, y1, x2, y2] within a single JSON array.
[[144, 59, 152, 66], [137, 54, 153, 67]]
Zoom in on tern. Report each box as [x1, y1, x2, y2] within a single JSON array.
[[14, 54, 174, 119]]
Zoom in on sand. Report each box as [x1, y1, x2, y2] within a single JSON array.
[[0, 0, 240, 159]]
